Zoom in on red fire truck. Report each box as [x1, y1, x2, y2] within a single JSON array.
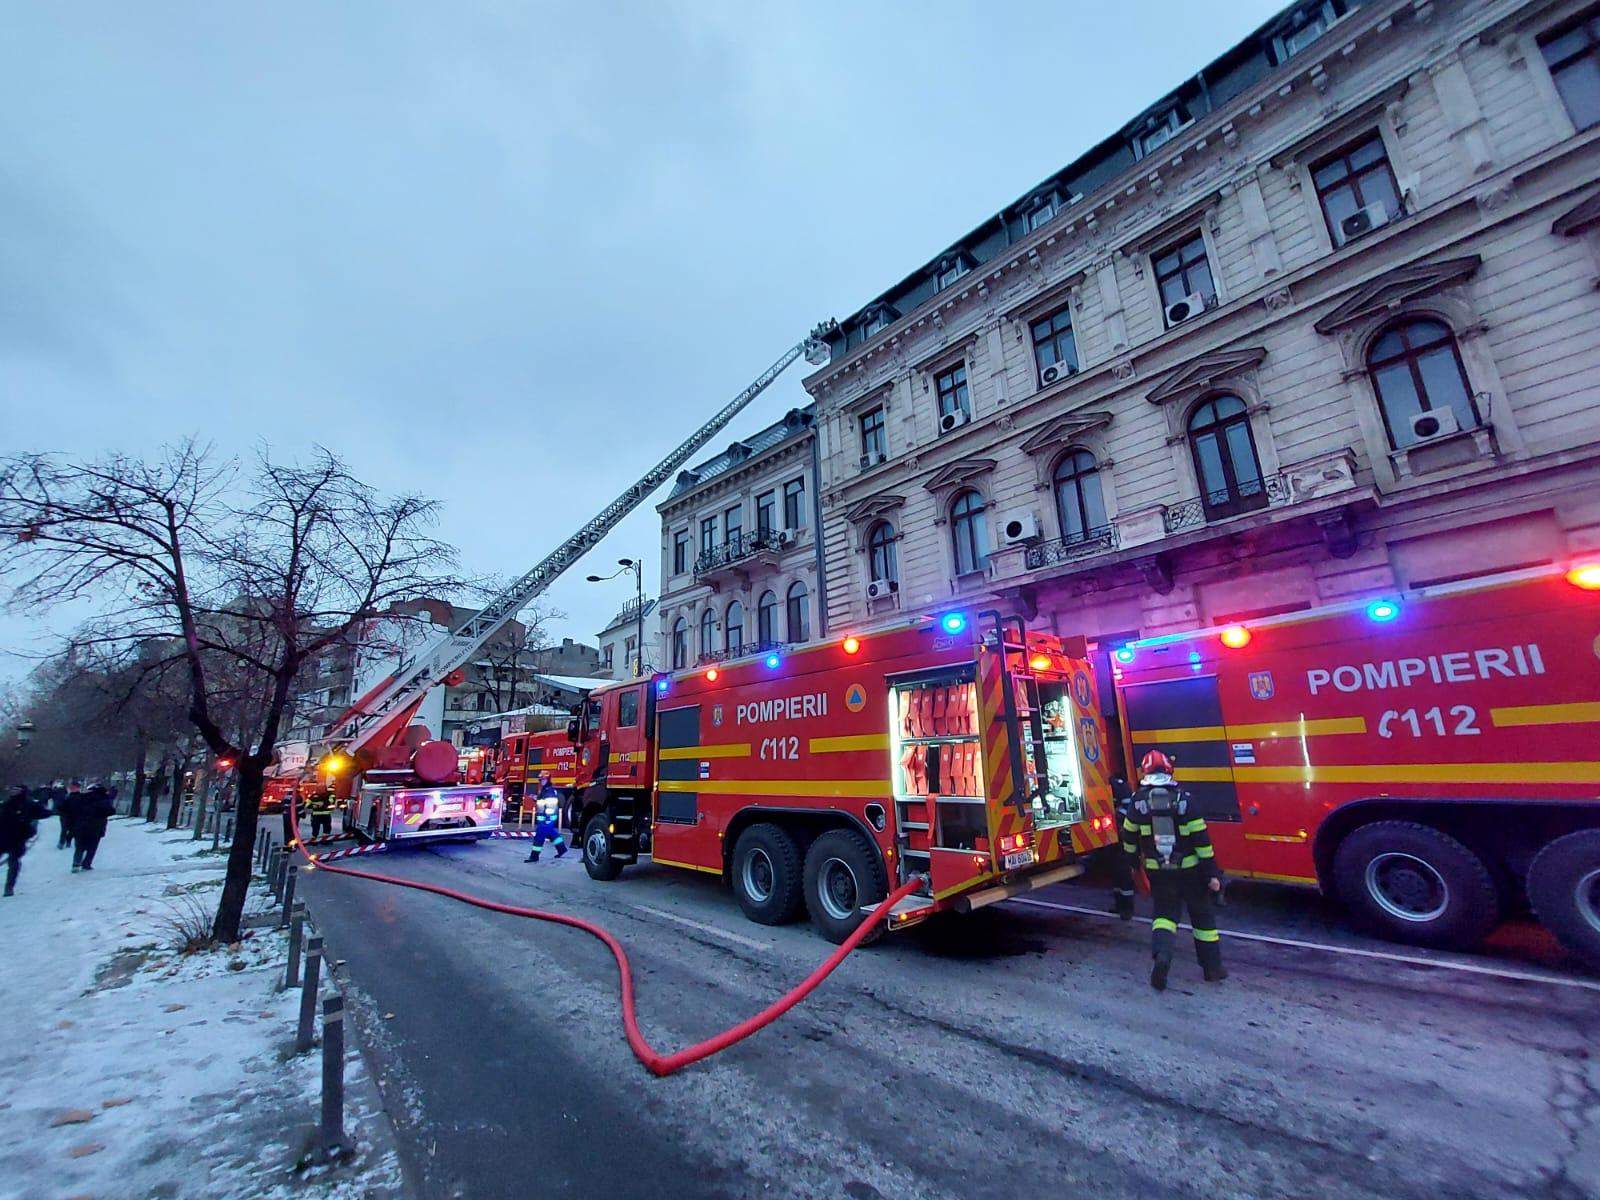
[[568, 610, 1119, 942], [494, 728, 584, 823], [1113, 563, 1600, 963]]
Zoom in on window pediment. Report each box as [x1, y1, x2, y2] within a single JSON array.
[[1018, 411, 1114, 457], [1145, 346, 1267, 406], [842, 493, 905, 525], [1312, 255, 1482, 334], [1553, 189, 1600, 238], [921, 457, 996, 494]]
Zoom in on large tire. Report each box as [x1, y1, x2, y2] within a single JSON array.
[[1332, 820, 1499, 950], [803, 829, 888, 944], [582, 815, 624, 882], [1527, 829, 1600, 968], [731, 824, 805, 925]]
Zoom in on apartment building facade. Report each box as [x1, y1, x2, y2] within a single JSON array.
[[801, 0, 1600, 689], [596, 596, 661, 679], [656, 406, 822, 669]]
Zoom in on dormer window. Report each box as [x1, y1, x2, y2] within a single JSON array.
[[1272, 2, 1339, 64], [1024, 192, 1060, 231], [1132, 108, 1189, 159], [861, 304, 897, 337], [935, 255, 971, 290]]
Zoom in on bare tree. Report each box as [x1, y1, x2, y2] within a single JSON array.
[[469, 600, 563, 715], [0, 440, 458, 942]]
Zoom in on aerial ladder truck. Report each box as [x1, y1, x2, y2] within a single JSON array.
[[310, 326, 837, 843]]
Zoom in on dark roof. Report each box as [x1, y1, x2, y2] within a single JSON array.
[[664, 404, 815, 502], [822, 0, 1362, 361], [601, 597, 657, 632]]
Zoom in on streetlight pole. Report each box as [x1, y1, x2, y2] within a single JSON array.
[[587, 559, 647, 679]]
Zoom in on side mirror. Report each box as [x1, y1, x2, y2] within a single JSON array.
[[566, 719, 580, 742]]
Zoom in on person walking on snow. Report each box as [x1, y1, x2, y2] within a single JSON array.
[[524, 774, 568, 863], [70, 783, 116, 872], [1114, 750, 1227, 990], [54, 781, 78, 850], [1, 785, 52, 896]]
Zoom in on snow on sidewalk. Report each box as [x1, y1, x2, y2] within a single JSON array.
[[0, 818, 405, 1200]]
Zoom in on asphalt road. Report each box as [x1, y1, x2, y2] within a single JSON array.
[[302, 838, 1600, 1200]]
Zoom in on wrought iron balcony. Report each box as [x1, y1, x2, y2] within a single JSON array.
[[696, 639, 785, 666], [1025, 524, 1119, 570], [1163, 474, 1291, 533], [693, 529, 789, 580]]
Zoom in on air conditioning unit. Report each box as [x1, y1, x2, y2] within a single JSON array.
[[1337, 202, 1390, 245], [865, 578, 900, 601], [1164, 292, 1207, 326], [775, 528, 797, 547], [858, 450, 886, 469], [939, 409, 971, 434], [1409, 407, 1461, 442], [999, 509, 1040, 545], [1038, 359, 1078, 387]]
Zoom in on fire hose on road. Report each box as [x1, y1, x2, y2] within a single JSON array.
[[287, 802, 920, 1077]]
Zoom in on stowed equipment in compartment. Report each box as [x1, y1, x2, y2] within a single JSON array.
[[890, 667, 989, 890]]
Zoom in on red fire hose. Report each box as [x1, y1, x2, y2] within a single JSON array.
[[287, 801, 920, 1076]]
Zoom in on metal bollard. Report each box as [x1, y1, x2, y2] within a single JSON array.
[[268, 848, 283, 898], [281, 865, 298, 928], [321, 996, 345, 1150], [284, 904, 306, 990], [297, 936, 323, 1053]]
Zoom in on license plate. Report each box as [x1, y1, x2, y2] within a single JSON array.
[[1003, 849, 1035, 870]]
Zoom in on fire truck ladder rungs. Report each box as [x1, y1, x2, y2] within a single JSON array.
[[325, 322, 837, 757]]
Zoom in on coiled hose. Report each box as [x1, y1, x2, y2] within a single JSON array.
[[288, 801, 920, 1076]]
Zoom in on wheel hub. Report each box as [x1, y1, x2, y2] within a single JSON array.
[[1576, 867, 1600, 934], [741, 847, 774, 903], [818, 857, 859, 921], [1366, 851, 1449, 922], [586, 828, 608, 864]]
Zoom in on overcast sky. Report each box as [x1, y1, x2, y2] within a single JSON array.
[[0, 0, 1284, 680]]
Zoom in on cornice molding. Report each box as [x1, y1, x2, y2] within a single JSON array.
[[1311, 254, 1482, 333]]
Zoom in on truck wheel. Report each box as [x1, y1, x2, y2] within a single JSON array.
[[582, 815, 624, 882], [731, 824, 804, 925], [803, 829, 887, 945], [1527, 830, 1600, 968], [1333, 821, 1499, 950]]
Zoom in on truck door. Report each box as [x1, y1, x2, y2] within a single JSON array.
[[1121, 674, 1241, 824], [606, 686, 648, 788], [651, 703, 718, 869]]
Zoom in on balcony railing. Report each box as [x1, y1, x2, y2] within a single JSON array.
[[693, 529, 786, 578], [1163, 473, 1291, 533], [696, 639, 785, 667], [1025, 524, 1120, 570]]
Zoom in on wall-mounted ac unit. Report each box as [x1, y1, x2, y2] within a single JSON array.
[[1038, 359, 1078, 387], [865, 578, 900, 601], [939, 409, 971, 434], [1164, 292, 1207, 326], [858, 450, 887, 469], [999, 509, 1040, 545], [774, 528, 796, 547], [1409, 407, 1461, 442], [1337, 202, 1390, 245]]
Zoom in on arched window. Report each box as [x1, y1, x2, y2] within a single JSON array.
[[1366, 318, 1479, 449], [1052, 450, 1108, 544], [867, 521, 898, 585], [1187, 395, 1266, 519], [950, 489, 989, 576], [757, 590, 778, 644], [786, 581, 810, 642], [671, 618, 687, 670], [699, 609, 715, 660], [725, 600, 744, 653]]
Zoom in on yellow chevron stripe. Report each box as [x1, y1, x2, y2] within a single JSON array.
[[809, 733, 889, 754], [1490, 702, 1600, 728], [1135, 717, 1366, 743], [657, 778, 892, 798], [1233, 762, 1600, 785], [650, 856, 722, 875], [658, 743, 750, 760]]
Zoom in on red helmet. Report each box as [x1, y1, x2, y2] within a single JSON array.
[[1139, 750, 1175, 777]]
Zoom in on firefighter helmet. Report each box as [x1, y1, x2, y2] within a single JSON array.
[[1139, 750, 1175, 778]]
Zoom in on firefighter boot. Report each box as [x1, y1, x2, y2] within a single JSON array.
[[525, 849, 541, 863], [555, 841, 568, 858], [1150, 949, 1173, 992], [1197, 936, 1227, 982]]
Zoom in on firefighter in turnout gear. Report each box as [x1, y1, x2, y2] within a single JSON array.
[[1115, 750, 1226, 990], [524, 774, 568, 863], [306, 785, 336, 840]]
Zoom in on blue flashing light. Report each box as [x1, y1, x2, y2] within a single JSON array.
[[940, 611, 968, 634], [1366, 599, 1401, 623], [655, 678, 670, 695], [764, 652, 782, 669], [1188, 650, 1203, 673], [1114, 646, 1136, 664]]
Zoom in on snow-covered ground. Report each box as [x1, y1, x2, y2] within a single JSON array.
[[0, 818, 407, 1200]]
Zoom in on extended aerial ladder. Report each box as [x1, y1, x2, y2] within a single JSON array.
[[320, 322, 837, 763]]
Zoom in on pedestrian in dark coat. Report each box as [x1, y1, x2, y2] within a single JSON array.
[[54, 782, 77, 849], [70, 784, 116, 872], [2, 785, 52, 896]]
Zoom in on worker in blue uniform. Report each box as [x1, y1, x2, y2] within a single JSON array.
[[524, 773, 568, 863]]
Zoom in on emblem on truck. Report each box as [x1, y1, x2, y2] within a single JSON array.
[[844, 683, 867, 712], [1248, 671, 1275, 700]]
